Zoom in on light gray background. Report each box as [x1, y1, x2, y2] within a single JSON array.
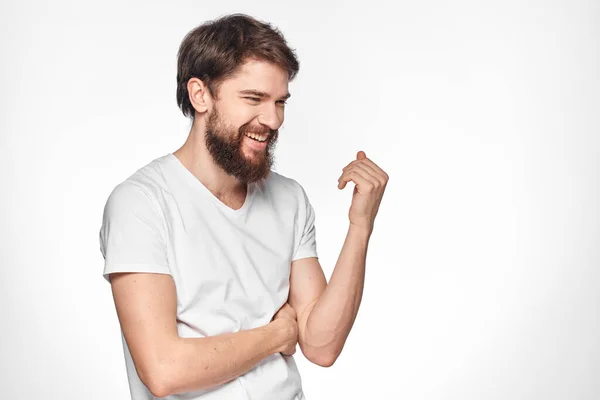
[[1, 0, 598, 399]]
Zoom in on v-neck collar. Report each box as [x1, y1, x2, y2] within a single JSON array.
[[167, 152, 256, 216]]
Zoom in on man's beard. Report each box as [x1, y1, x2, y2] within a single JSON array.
[[204, 106, 279, 183]]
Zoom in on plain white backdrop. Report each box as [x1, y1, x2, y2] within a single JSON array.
[[1, 0, 598, 399]]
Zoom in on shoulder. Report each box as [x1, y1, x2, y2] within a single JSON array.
[[125, 154, 172, 198], [259, 170, 314, 218], [102, 154, 172, 215], [263, 170, 310, 201]]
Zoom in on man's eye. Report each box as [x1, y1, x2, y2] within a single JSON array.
[[245, 97, 260, 102], [277, 100, 287, 106]]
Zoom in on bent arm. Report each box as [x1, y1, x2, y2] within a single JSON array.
[[110, 272, 288, 398], [289, 224, 370, 367]]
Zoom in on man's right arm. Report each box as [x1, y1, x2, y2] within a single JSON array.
[[109, 272, 296, 398]]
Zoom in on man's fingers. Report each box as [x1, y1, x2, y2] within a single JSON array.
[[343, 158, 388, 183], [361, 158, 389, 182], [338, 168, 378, 191], [353, 162, 386, 187], [275, 303, 297, 320]]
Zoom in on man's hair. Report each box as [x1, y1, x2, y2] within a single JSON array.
[[176, 13, 300, 119]]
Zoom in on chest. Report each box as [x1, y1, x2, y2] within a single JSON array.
[[163, 197, 298, 331]]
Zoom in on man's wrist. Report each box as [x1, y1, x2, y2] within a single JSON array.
[[348, 221, 373, 240]]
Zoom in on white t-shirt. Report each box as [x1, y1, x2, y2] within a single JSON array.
[[99, 153, 318, 400]]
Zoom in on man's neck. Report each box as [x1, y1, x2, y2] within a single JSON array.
[[173, 124, 247, 206]]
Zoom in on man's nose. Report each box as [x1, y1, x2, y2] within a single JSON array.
[[257, 104, 282, 131]]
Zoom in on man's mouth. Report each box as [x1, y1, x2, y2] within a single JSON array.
[[244, 132, 269, 142]]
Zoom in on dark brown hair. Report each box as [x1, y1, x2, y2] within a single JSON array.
[[176, 13, 300, 119]]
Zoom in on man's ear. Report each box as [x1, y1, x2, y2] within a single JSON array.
[[187, 77, 212, 114]]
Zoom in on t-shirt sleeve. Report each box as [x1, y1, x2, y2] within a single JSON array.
[[292, 183, 318, 261], [99, 180, 171, 283]]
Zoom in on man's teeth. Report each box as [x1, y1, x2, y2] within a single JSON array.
[[245, 133, 268, 142]]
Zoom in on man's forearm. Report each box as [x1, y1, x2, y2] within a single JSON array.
[[146, 321, 287, 397], [303, 223, 370, 364]]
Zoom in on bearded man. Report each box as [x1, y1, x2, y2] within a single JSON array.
[[99, 13, 389, 400]]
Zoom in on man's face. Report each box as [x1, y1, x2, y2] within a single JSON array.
[[204, 59, 290, 183]]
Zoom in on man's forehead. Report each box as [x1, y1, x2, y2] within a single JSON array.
[[236, 58, 287, 75], [225, 59, 289, 94]]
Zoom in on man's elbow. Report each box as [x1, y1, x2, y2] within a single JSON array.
[[302, 346, 340, 368], [137, 347, 187, 398], [138, 348, 214, 397], [147, 381, 170, 399], [139, 364, 173, 398], [312, 353, 338, 368]]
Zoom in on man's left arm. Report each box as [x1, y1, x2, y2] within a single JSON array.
[[288, 151, 388, 367]]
